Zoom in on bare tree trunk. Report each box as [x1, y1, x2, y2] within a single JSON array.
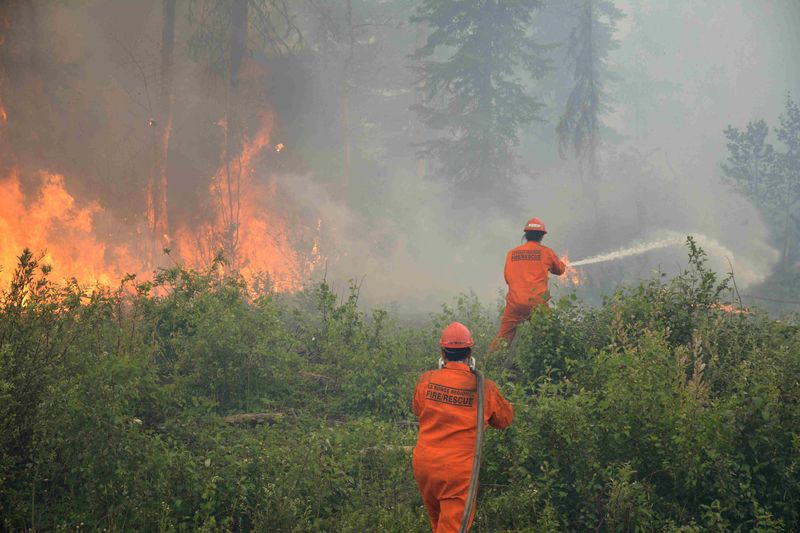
[[587, 140, 600, 224], [27, 1, 54, 164], [146, 167, 156, 264], [584, 0, 601, 226], [0, 5, 11, 155], [28, 2, 41, 71], [414, 22, 427, 179], [146, 0, 176, 265], [155, 0, 175, 251], [223, 0, 248, 268], [341, 0, 354, 200], [782, 200, 791, 270]]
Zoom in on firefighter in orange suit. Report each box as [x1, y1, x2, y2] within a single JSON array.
[[412, 322, 514, 533], [490, 217, 565, 351]]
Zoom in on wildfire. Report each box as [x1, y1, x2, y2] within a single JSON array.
[[306, 218, 324, 277], [0, 78, 6, 127], [0, 125, 320, 293], [560, 252, 586, 286], [0, 169, 145, 287], [712, 303, 751, 315], [0, 19, 320, 295], [174, 114, 320, 292]]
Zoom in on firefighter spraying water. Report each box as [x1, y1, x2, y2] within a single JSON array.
[[488, 222, 747, 353], [489, 218, 566, 352]]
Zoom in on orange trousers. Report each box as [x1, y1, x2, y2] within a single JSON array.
[[489, 301, 535, 352], [413, 450, 476, 532]]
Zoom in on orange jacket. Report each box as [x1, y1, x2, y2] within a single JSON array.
[[413, 362, 514, 454], [503, 241, 565, 306]]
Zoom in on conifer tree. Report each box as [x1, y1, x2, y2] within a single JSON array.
[[411, 0, 549, 204], [556, 0, 622, 218], [724, 94, 800, 268]]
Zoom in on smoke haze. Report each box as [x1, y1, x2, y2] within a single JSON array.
[[1, 0, 798, 313]]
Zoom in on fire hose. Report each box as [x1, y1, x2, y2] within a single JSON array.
[[459, 367, 485, 533]]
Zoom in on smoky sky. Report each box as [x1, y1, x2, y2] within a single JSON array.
[[1, 0, 799, 313], [341, 0, 800, 310]]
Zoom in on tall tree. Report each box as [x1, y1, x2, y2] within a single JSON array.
[[147, 0, 177, 263], [775, 94, 800, 267], [722, 95, 800, 269], [556, 0, 622, 219], [188, 0, 301, 268], [413, 20, 429, 180], [221, 0, 248, 265], [722, 120, 776, 214], [303, 0, 413, 200], [411, 0, 549, 204]]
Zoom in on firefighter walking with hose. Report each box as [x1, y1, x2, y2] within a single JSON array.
[[490, 217, 566, 352], [412, 322, 514, 532]]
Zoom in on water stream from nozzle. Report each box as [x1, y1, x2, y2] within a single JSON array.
[[569, 231, 736, 268]]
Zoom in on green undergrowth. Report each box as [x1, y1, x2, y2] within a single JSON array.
[[1, 240, 798, 531]]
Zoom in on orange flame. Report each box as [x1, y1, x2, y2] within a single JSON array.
[[0, 125, 321, 292], [560, 252, 585, 286], [712, 303, 751, 315], [0, 169, 146, 287], [0, 55, 319, 293], [306, 218, 324, 277], [174, 114, 320, 292]]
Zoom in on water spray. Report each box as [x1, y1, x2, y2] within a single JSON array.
[[569, 235, 685, 267], [569, 231, 739, 271]]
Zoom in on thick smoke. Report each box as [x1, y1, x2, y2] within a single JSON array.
[[0, 1, 798, 313], [284, 0, 799, 311]]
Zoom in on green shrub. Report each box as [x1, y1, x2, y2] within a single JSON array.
[[0, 242, 798, 531]]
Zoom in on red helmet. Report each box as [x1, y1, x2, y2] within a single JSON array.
[[439, 322, 475, 348], [524, 217, 547, 233]]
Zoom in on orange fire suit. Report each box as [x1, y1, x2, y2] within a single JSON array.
[[492, 241, 565, 349], [412, 362, 514, 533]]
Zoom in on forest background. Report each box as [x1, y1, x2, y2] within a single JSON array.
[[0, 0, 799, 530]]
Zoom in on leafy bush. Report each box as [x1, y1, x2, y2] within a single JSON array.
[[0, 242, 798, 531]]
